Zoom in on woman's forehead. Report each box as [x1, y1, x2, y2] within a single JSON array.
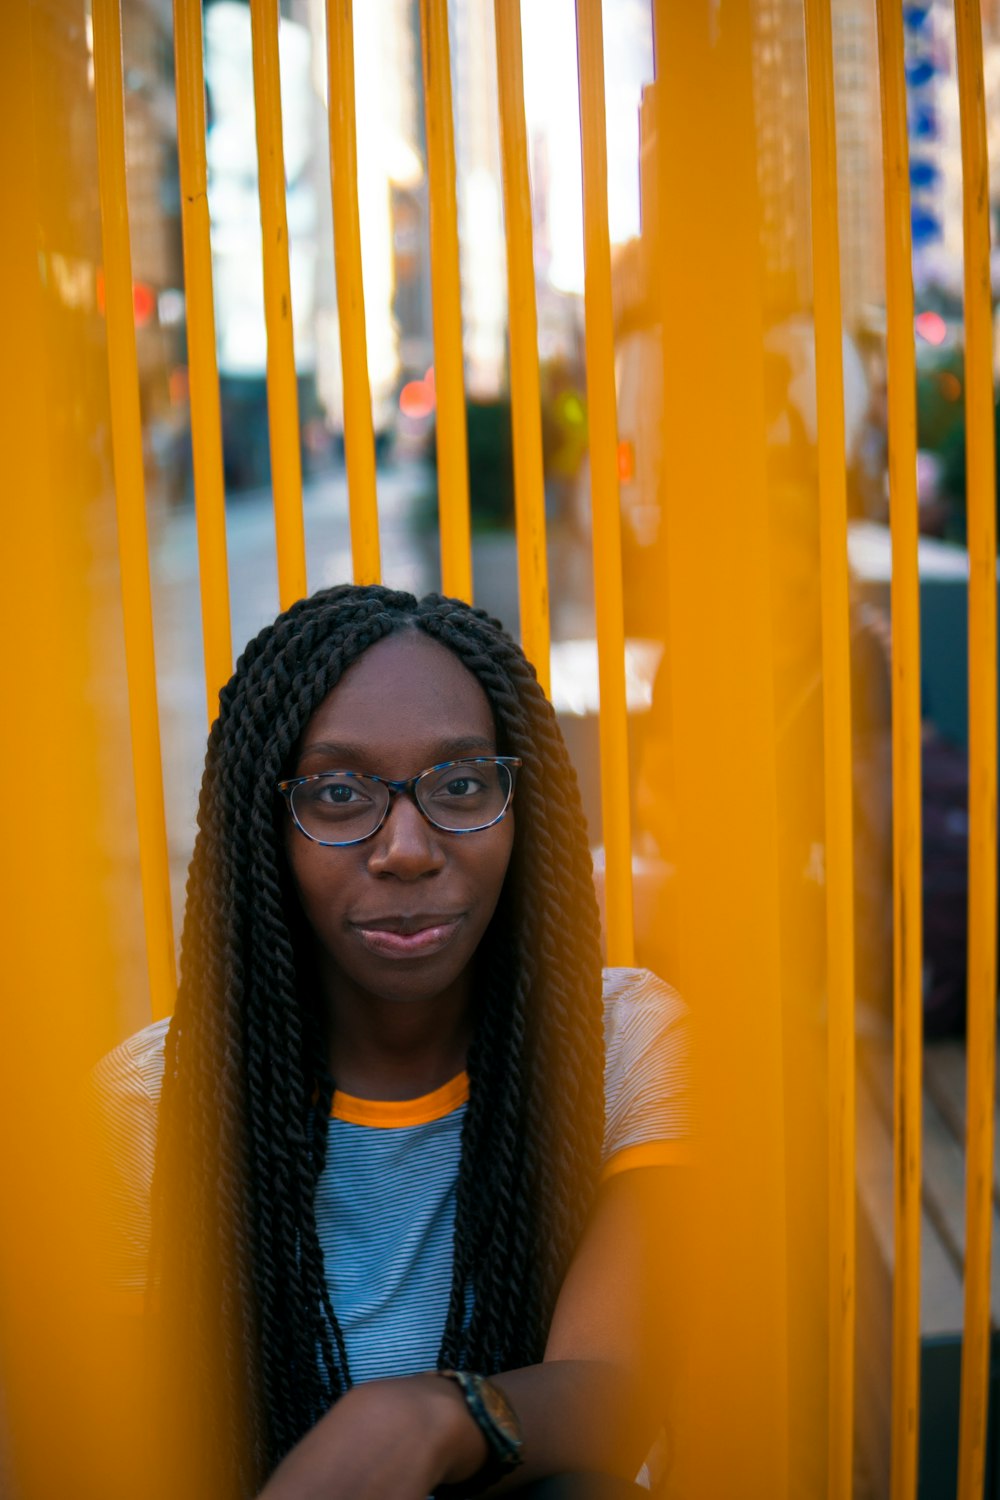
[[298, 631, 496, 767]]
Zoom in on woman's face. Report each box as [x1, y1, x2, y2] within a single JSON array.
[[283, 630, 516, 1010]]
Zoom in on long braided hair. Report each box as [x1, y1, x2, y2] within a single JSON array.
[[150, 585, 605, 1492]]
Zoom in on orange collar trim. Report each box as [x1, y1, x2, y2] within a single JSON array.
[[331, 1072, 470, 1128]]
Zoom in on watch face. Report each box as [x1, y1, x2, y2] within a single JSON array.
[[478, 1379, 522, 1448]]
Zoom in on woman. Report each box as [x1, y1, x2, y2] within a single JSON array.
[[94, 585, 689, 1498]]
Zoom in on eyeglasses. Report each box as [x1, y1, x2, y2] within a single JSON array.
[[276, 756, 522, 847]]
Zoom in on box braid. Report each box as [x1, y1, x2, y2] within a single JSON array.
[[150, 584, 605, 1492]]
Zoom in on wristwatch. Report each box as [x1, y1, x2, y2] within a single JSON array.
[[435, 1369, 524, 1495]]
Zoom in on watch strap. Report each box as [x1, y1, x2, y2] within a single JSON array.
[[435, 1369, 523, 1496]]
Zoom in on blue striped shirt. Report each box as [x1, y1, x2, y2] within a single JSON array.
[[91, 967, 689, 1382]]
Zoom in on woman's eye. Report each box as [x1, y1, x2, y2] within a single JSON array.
[[312, 779, 370, 805], [441, 775, 484, 798]]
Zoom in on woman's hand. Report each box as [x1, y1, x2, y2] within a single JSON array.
[[258, 1167, 688, 1498], [256, 1372, 488, 1500]]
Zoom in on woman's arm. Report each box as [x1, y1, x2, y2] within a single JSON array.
[[257, 1164, 691, 1500]]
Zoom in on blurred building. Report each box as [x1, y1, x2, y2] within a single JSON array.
[[831, 0, 885, 328], [753, 0, 813, 320], [902, 0, 1000, 296], [387, 0, 434, 381], [304, 0, 432, 440], [120, 0, 186, 498], [752, 0, 884, 331], [121, 0, 182, 298], [451, 0, 507, 397], [206, 2, 316, 380]]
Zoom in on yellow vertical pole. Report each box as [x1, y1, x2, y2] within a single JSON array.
[[249, 0, 308, 609], [174, 0, 233, 723], [494, 0, 550, 694], [325, 0, 382, 586], [574, 0, 633, 967], [2, 7, 155, 1486], [93, 0, 177, 1021], [420, 0, 473, 603], [803, 2, 856, 1493], [651, 2, 789, 1492], [875, 5, 924, 1497], [955, 3, 999, 1497]]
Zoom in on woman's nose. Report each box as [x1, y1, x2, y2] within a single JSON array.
[[365, 791, 446, 878]]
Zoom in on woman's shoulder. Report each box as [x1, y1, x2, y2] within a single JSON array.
[[87, 1017, 170, 1293], [91, 1014, 170, 1111], [599, 967, 691, 1172], [601, 965, 686, 1041], [88, 1016, 170, 1201]]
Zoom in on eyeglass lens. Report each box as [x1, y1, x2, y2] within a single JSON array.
[[290, 761, 514, 842]]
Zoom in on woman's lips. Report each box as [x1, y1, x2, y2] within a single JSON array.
[[352, 917, 463, 959]]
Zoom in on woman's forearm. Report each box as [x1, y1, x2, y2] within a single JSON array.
[[489, 1359, 650, 1491], [255, 1359, 651, 1500]]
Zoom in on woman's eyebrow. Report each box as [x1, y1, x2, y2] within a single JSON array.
[[297, 734, 497, 763]]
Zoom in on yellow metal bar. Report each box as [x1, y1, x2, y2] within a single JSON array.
[[574, 0, 633, 968], [650, 4, 789, 1491], [174, 0, 233, 724], [3, 14, 159, 1482], [955, 3, 999, 1496], [325, 0, 381, 586], [803, 2, 856, 1493], [93, 0, 177, 1020], [494, 0, 550, 694], [249, 0, 307, 609], [420, 0, 473, 603], [875, 5, 924, 1496]]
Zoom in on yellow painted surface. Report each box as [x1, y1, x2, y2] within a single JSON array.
[[803, 2, 857, 1492], [94, 0, 177, 1021], [174, 0, 233, 722], [249, 0, 308, 608], [494, 0, 550, 695], [0, 2, 159, 1490], [326, 0, 382, 586], [574, 0, 633, 968], [875, 5, 924, 1497], [954, 4, 999, 1498], [420, 0, 473, 603], [649, 4, 790, 1492]]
